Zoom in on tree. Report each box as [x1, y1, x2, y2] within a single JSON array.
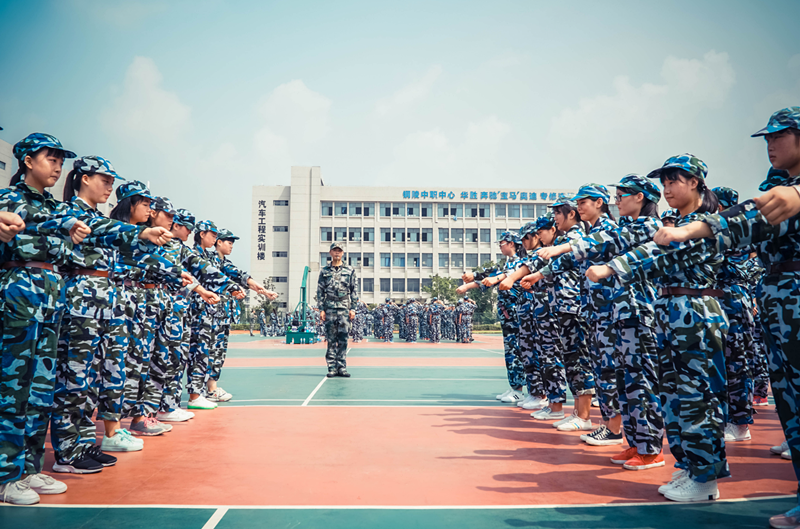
[[422, 274, 459, 303], [469, 260, 498, 324], [253, 278, 281, 317]]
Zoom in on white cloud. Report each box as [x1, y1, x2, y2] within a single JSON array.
[[373, 65, 442, 118]]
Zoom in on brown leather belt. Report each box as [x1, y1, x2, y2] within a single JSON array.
[[0, 261, 59, 272], [66, 268, 110, 278], [767, 261, 800, 275], [659, 286, 723, 298], [121, 279, 158, 289]]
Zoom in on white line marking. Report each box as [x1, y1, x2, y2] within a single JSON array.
[[302, 377, 327, 407], [319, 378, 506, 381], [223, 399, 305, 402], [478, 348, 504, 355], [226, 366, 497, 370], [20, 495, 795, 510], [201, 507, 228, 529]]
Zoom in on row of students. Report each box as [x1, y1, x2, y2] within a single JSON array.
[[0, 133, 276, 505]]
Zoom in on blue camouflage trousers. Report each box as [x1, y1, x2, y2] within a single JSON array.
[[498, 303, 525, 390], [557, 312, 595, 396], [517, 301, 543, 397], [759, 277, 800, 491], [324, 308, 350, 370], [616, 320, 664, 455], [429, 316, 441, 343], [591, 316, 619, 421], [150, 296, 187, 411], [531, 309, 567, 404], [720, 288, 755, 426], [161, 309, 190, 413], [120, 287, 158, 418], [209, 322, 231, 382], [406, 316, 418, 342], [752, 308, 771, 398], [51, 314, 127, 462], [188, 307, 215, 396], [654, 295, 729, 483], [0, 314, 62, 484]]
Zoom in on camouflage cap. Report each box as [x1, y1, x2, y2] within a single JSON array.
[[150, 196, 177, 215], [116, 180, 154, 202], [173, 208, 196, 230], [608, 174, 661, 203], [759, 167, 792, 192], [457, 299, 463, 304], [497, 230, 521, 244], [519, 221, 538, 238], [432, 297, 438, 301], [573, 183, 610, 204], [752, 107, 800, 137], [547, 195, 577, 208], [330, 241, 345, 251], [217, 228, 240, 241], [196, 220, 219, 234], [712, 187, 739, 208], [464, 295, 469, 300], [647, 153, 708, 180], [660, 208, 679, 220], [13, 132, 77, 161], [385, 297, 391, 302], [534, 214, 556, 231], [73, 155, 123, 180]]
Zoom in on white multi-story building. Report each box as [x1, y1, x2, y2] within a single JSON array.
[[251, 166, 612, 313], [0, 137, 13, 188]]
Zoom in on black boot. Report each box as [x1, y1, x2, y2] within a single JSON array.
[[327, 368, 338, 378], [338, 367, 351, 378]]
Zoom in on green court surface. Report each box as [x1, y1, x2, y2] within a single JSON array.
[[226, 348, 503, 358]]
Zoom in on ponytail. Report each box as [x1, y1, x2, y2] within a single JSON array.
[[599, 202, 615, 221], [194, 232, 203, 246], [62, 169, 82, 201], [9, 166, 24, 187]]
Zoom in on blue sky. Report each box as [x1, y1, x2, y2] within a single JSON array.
[[1, 0, 798, 267]]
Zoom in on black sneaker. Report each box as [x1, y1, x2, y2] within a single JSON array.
[[327, 369, 338, 378], [585, 427, 624, 446], [581, 425, 607, 443], [52, 453, 103, 474], [338, 368, 351, 378], [85, 445, 117, 467]]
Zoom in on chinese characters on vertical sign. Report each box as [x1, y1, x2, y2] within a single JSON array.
[[256, 200, 266, 260]]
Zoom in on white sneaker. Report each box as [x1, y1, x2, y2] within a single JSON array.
[[591, 397, 600, 407], [207, 388, 233, 402], [102, 429, 144, 452], [25, 473, 67, 495], [523, 397, 549, 411], [496, 389, 512, 401], [532, 407, 566, 420], [771, 440, 789, 455], [724, 423, 751, 442], [188, 396, 218, 410], [552, 410, 579, 428], [783, 449, 792, 460], [501, 390, 524, 403], [664, 477, 719, 502], [517, 395, 535, 408], [557, 415, 593, 432], [157, 410, 192, 422], [658, 469, 689, 495], [0, 479, 40, 505]]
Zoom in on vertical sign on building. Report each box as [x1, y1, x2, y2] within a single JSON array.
[[257, 200, 266, 260]]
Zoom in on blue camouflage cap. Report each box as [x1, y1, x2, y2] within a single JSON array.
[[752, 107, 800, 137], [647, 153, 708, 180], [73, 155, 123, 180], [150, 196, 177, 215], [534, 214, 556, 231], [608, 174, 661, 203], [115, 180, 154, 202], [13, 132, 77, 161], [173, 208, 196, 230], [385, 297, 391, 302], [196, 220, 219, 234], [660, 208, 679, 220], [519, 221, 538, 238], [497, 230, 521, 244], [547, 195, 576, 208], [712, 187, 739, 209], [217, 228, 239, 241], [759, 167, 792, 192], [573, 183, 610, 204]]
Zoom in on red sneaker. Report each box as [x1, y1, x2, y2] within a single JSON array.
[[610, 446, 638, 465], [623, 452, 666, 470], [753, 396, 769, 407]]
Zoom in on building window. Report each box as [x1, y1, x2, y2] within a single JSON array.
[[407, 204, 419, 217], [334, 227, 347, 241], [392, 203, 405, 217], [335, 202, 347, 216], [422, 278, 432, 290], [496, 229, 505, 241], [271, 276, 288, 283], [407, 228, 420, 242], [321, 228, 332, 242], [509, 204, 520, 218], [392, 228, 406, 242], [480, 253, 491, 265], [408, 253, 420, 267], [438, 253, 449, 267], [496, 253, 504, 263], [438, 228, 449, 243], [381, 203, 391, 217], [451, 229, 464, 243], [321, 202, 333, 216], [363, 228, 375, 242], [467, 203, 478, 218], [421, 228, 432, 242], [273, 200, 289, 206], [349, 228, 362, 242], [422, 253, 433, 267], [392, 253, 405, 267], [466, 254, 478, 268], [349, 202, 362, 216], [380, 278, 390, 292], [420, 204, 431, 217], [381, 253, 391, 267], [452, 203, 463, 218], [364, 203, 374, 216], [609, 204, 620, 218], [273, 226, 288, 232], [363, 278, 374, 292], [277, 302, 287, 308], [479, 204, 489, 218], [348, 253, 361, 267], [392, 278, 405, 292], [321, 252, 332, 265], [451, 253, 464, 268], [363, 253, 374, 267], [522, 204, 536, 218], [437, 203, 450, 218], [495, 204, 506, 218], [380, 228, 391, 242], [466, 229, 478, 243], [536, 204, 549, 217], [480, 229, 491, 243], [407, 278, 420, 292], [272, 251, 288, 257]]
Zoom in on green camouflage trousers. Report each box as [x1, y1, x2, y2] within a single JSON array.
[[324, 309, 351, 370]]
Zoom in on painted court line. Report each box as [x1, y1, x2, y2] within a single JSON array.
[[201, 507, 228, 529], [302, 378, 327, 406], [478, 348, 504, 355], [328, 377, 507, 381]]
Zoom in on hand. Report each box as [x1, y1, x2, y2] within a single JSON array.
[[180, 271, 196, 287], [320, 311, 326, 322], [653, 226, 691, 245], [482, 277, 498, 287], [0, 212, 25, 243], [498, 277, 514, 291], [70, 220, 91, 244], [462, 272, 475, 283], [263, 290, 278, 300], [755, 186, 800, 225], [232, 290, 246, 300], [537, 243, 570, 260], [197, 286, 220, 304], [349, 310, 355, 321], [456, 285, 469, 296], [141, 226, 173, 245], [586, 265, 614, 283], [520, 272, 543, 290]]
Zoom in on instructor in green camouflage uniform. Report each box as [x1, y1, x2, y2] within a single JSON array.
[[317, 242, 358, 378]]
